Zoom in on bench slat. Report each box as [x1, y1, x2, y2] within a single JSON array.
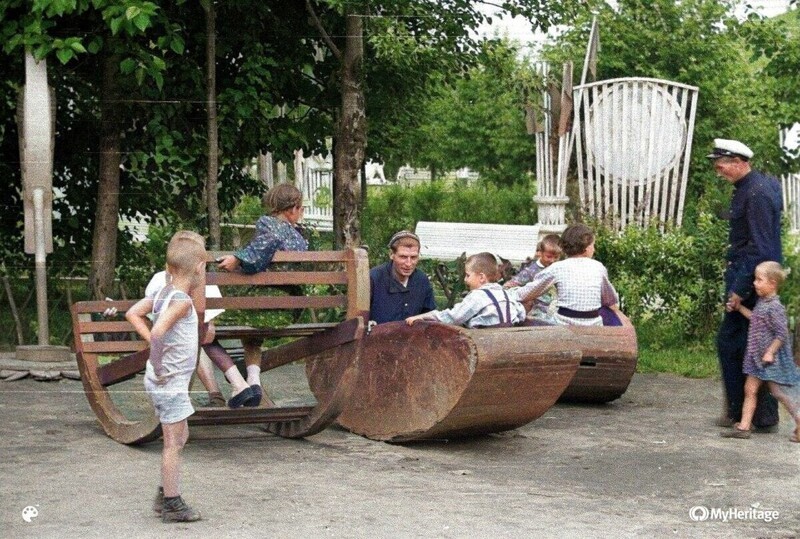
[[189, 405, 314, 426], [215, 323, 338, 340], [82, 340, 149, 354], [97, 349, 149, 386], [77, 320, 137, 334], [261, 317, 364, 371], [207, 296, 346, 310], [73, 300, 138, 313], [208, 250, 351, 263], [206, 271, 347, 286]]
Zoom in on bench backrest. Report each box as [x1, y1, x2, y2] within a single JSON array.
[[70, 300, 150, 386], [415, 221, 540, 265], [201, 248, 370, 322]]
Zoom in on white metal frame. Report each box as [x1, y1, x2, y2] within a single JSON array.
[[573, 77, 698, 231]]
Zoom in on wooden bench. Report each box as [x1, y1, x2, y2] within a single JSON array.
[[71, 248, 369, 445], [415, 221, 540, 266]]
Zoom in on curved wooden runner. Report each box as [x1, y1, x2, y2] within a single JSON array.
[[308, 321, 583, 442], [71, 301, 363, 445], [559, 325, 638, 403], [72, 301, 161, 445]]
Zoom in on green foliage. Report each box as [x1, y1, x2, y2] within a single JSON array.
[[637, 340, 719, 378], [385, 39, 538, 186], [362, 182, 536, 263], [594, 215, 727, 345]]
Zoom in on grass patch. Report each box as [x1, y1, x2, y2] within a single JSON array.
[[637, 342, 719, 378]]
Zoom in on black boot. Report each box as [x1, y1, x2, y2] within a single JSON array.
[[161, 495, 201, 523]]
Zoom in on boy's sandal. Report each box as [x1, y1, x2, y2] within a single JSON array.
[[720, 428, 751, 439], [790, 432, 800, 443], [207, 392, 226, 407]]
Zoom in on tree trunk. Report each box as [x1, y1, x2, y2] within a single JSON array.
[[205, 0, 220, 250], [89, 49, 122, 301], [333, 13, 365, 249]]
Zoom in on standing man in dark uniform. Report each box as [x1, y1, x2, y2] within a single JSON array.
[[708, 138, 782, 430], [369, 230, 436, 324]]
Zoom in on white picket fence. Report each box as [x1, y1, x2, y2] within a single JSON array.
[[782, 173, 800, 233]]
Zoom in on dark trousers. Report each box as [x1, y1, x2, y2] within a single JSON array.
[[717, 309, 779, 427]]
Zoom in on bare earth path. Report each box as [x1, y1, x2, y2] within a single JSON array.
[[1, 367, 798, 538]]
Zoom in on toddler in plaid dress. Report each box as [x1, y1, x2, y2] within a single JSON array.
[[721, 261, 800, 442]]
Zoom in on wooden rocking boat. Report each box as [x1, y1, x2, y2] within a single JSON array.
[[307, 321, 584, 442], [558, 324, 638, 403]]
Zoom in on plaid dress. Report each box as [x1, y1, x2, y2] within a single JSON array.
[[513, 257, 618, 327], [742, 295, 800, 385]]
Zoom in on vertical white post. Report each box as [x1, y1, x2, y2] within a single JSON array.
[[33, 188, 49, 345]]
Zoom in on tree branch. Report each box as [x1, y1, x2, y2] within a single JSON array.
[[305, 0, 341, 61]]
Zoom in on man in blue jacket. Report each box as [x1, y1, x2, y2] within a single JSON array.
[[709, 138, 782, 431], [369, 230, 436, 324]]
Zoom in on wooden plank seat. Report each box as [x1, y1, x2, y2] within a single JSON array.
[[71, 248, 370, 445], [213, 323, 338, 340]]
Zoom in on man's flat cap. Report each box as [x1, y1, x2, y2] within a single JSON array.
[[706, 138, 753, 160], [387, 230, 420, 249]]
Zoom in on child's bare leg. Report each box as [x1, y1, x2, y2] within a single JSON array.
[[243, 339, 262, 386], [195, 352, 221, 396], [161, 420, 189, 498], [738, 376, 762, 431], [766, 381, 800, 436]]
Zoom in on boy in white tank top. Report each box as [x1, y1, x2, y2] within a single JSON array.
[[126, 232, 207, 523]]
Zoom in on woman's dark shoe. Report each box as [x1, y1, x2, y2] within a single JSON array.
[[227, 386, 256, 409], [246, 384, 263, 407]]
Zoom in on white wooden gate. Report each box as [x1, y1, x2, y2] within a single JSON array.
[[782, 173, 800, 233], [573, 77, 699, 231], [299, 165, 334, 231]]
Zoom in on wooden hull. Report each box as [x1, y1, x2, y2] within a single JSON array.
[[308, 322, 581, 442], [559, 325, 639, 403]]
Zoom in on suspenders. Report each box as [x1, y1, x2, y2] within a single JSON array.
[[481, 289, 513, 327]]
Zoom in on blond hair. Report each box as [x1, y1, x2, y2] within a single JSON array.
[[166, 231, 207, 278], [755, 261, 787, 287], [466, 252, 500, 282], [171, 230, 205, 247]]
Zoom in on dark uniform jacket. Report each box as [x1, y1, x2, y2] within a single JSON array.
[[726, 169, 783, 300]]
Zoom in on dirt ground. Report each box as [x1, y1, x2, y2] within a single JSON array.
[[1, 365, 799, 538]]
